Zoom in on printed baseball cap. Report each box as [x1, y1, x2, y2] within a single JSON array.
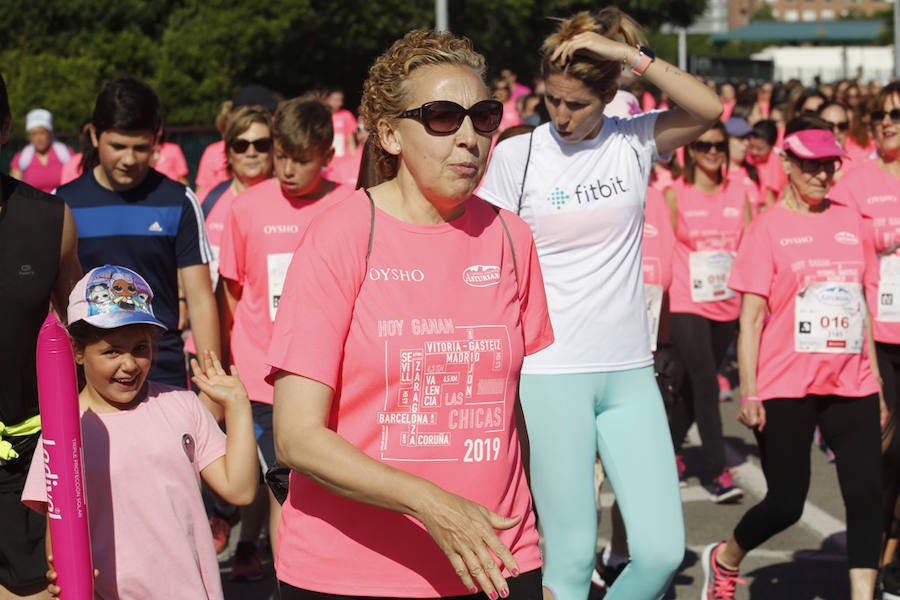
[[68, 265, 166, 330], [782, 129, 847, 160]]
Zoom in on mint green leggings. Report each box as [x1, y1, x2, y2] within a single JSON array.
[[520, 367, 684, 600]]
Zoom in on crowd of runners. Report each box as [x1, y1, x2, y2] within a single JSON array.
[[2, 6, 900, 600]]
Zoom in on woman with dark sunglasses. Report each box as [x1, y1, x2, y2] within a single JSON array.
[[831, 82, 900, 587], [665, 121, 752, 505], [702, 114, 884, 600], [267, 30, 553, 600], [479, 7, 721, 600]]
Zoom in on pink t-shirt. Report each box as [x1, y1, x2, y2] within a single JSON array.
[[643, 186, 675, 290], [60, 152, 83, 185], [727, 166, 764, 212], [499, 98, 521, 132], [729, 202, 879, 400], [154, 142, 189, 182], [669, 179, 746, 321], [184, 180, 239, 355], [195, 140, 229, 193], [324, 143, 363, 187], [22, 383, 227, 600], [750, 151, 787, 199], [332, 109, 358, 158], [10, 147, 69, 193], [266, 191, 552, 596], [831, 159, 900, 343], [218, 178, 354, 404], [845, 136, 877, 162]]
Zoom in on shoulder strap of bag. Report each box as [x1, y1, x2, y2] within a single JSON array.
[[516, 130, 535, 216]]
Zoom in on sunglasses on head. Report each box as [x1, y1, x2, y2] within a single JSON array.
[[871, 109, 900, 125], [788, 153, 842, 176], [398, 100, 503, 135], [229, 137, 273, 153], [690, 140, 727, 153]]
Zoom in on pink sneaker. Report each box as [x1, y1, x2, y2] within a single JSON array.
[[701, 542, 746, 599], [710, 468, 743, 503], [676, 454, 688, 487]]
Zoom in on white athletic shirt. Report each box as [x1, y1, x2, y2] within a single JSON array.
[[479, 114, 660, 373]]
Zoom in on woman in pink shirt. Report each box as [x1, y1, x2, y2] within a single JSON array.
[[830, 82, 900, 573], [665, 121, 752, 504], [267, 30, 553, 600], [701, 116, 885, 600]]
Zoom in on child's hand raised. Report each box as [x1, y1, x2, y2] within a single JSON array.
[[190, 350, 249, 410]]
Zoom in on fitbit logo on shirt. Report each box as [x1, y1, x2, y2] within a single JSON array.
[[574, 177, 628, 205]]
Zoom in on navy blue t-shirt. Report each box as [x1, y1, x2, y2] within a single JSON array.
[[57, 168, 211, 387]]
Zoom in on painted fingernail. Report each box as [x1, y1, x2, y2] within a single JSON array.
[[490, 593, 498, 600], [511, 568, 519, 576], [500, 589, 509, 598], [470, 587, 478, 594]]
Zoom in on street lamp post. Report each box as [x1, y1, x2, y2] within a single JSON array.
[[436, 0, 449, 32]]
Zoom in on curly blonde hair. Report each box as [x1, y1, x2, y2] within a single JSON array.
[[359, 29, 486, 180], [541, 7, 646, 100]]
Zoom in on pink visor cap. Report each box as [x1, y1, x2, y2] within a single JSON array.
[[68, 265, 166, 330], [782, 129, 847, 159]]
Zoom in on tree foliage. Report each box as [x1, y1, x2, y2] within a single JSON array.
[[0, 0, 708, 133]]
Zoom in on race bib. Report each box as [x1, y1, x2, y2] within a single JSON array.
[[267, 253, 293, 321], [689, 250, 735, 303], [645, 283, 663, 352], [878, 254, 900, 322], [794, 282, 864, 354]]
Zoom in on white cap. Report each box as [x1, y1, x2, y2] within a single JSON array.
[[25, 109, 53, 133]]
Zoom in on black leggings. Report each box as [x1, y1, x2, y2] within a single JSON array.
[[278, 569, 542, 600], [876, 341, 900, 539], [733, 394, 882, 569], [669, 312, 737, 478]]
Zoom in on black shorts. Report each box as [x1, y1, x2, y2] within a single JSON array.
[[278, 569, 542, 600], [0, 440, 48, 589]]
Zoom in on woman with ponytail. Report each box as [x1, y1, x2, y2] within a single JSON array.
[[480, 7, 722, 600]]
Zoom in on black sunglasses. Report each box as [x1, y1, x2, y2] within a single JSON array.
[[827, 121, 850, 132], [230, 137, 273, 153], [690, 140, 727, 153], [398, 100, 503, 135], [871, 109, 900, 125], [787, 153, 842, 176]]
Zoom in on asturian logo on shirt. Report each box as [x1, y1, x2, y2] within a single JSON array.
[[723, 206, 741, 219], [834, 231, 860, 245], [643, 223, 659, 238], [462, 265, 501, 287]]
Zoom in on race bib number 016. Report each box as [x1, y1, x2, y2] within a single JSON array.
[[794, 282, 864, 354], [689, 250, 736, 303]]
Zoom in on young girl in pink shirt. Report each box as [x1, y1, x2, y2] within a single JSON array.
[[665, 121, 752, 504], [701, 117, 885, 600], [22, 265, 257, 599]]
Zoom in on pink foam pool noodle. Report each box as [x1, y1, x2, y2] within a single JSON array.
[[36, 314, 93, 598]]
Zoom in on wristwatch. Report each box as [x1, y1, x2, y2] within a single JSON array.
[[630, 46, 655, 77]]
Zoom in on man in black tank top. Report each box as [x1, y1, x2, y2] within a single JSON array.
[[0, 73, 82, 597]]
